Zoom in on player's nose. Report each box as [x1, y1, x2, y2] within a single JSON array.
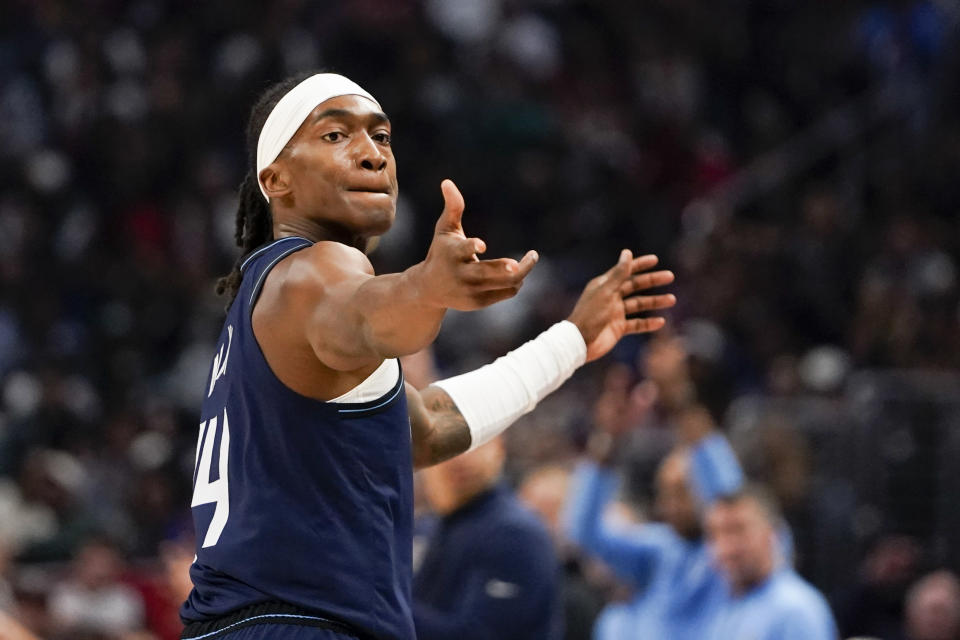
[[355, 133, 388, 172]]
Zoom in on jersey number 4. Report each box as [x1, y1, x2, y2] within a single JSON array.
[[192, 408, 230, 548]]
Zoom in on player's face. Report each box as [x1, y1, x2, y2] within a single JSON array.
[[706, 499, 775, 592], [275, 95, 398, 237]]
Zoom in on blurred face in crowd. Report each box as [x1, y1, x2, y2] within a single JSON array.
[[863, 535, 920, 589], [706, 496, 776, 593], [421, 438, 506, 515], [261, 95, 398, 240], [905, 570, 960, 640], [74, 540, 124, 590], [655, 449, 700, 539], [644, 334, 689, 386], [518, 465, 570, 538]]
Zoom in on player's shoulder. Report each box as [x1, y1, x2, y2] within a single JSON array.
[[251, 241, 373, 320], [296, 240, 373, 274], [275, 240, 374, 293]]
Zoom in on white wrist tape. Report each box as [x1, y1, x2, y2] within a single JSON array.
[[430, 321, 587, 451]]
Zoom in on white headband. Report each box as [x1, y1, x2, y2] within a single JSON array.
[[255, 73, 381, 201]]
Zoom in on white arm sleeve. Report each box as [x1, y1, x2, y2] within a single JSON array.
[[430, 320, 587, 451]]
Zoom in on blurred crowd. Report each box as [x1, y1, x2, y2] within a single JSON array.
[[1, 0, 959, 638]]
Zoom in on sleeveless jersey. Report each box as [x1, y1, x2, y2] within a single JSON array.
[[180, 236, 415, 640]]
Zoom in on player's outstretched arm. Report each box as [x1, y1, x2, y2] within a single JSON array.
[[409, 250, 676, 468], [288, 180, 537, 371]]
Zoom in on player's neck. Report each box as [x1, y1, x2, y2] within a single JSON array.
[[274, 218, 368, 252]]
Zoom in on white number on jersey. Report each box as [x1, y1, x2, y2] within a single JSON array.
[[192, 408, 230, 548], [208, 325, 234, 397]]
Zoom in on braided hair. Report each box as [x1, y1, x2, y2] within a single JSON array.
[[216, 72, 314, 305]]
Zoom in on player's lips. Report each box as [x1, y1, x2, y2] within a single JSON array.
[[346, 185, 392, 194]]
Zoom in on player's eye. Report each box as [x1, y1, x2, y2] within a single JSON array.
[[321, 131, 345, 142], [372, 131, 391, 145]]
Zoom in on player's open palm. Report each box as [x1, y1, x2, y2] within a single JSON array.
[[567, 249, 676, 362], [419, 179, 538, 311]]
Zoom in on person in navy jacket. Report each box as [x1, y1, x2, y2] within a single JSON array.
[[414, 437, 562, 640]]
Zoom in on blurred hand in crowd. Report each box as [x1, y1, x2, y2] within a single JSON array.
[[591, 363, 659, 439], [586, 363, 660, 469]]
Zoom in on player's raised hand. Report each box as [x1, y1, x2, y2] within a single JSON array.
[[419, 179, 538, 311], [567, 249, 676, 363]]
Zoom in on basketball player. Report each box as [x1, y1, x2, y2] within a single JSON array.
[[180, 73, 676, 640]]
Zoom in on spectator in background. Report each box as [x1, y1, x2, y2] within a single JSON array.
[[705, 486, 836, 639], [834, 535, 921, 639], [123, 535, 193, 640], [902, 570, 960, 640], [8, 449, 97, 563], [519, 464, 609, 640], [47, 536, 145, 638], [414, 437, 561, 640], [564, 370, 744, 639]]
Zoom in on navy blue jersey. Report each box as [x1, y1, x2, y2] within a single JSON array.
[[181, 236, 415, 640]]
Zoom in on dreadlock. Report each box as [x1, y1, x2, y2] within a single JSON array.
[[216, 72, 314, 305]]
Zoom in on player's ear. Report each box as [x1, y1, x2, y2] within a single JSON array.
[[259, 163, 292, 200]]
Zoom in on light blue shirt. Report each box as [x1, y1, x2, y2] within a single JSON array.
[[564, 434, 744, 640], [706, 568, 837, 640]]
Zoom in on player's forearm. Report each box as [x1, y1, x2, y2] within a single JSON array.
[[429, 321, 586, 450], [412, 385, 471, 468], [410, 321, 587, 468], [350, 264, 446, 358]]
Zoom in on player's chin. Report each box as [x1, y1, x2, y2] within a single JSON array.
[[351, 200, 396, 235]]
